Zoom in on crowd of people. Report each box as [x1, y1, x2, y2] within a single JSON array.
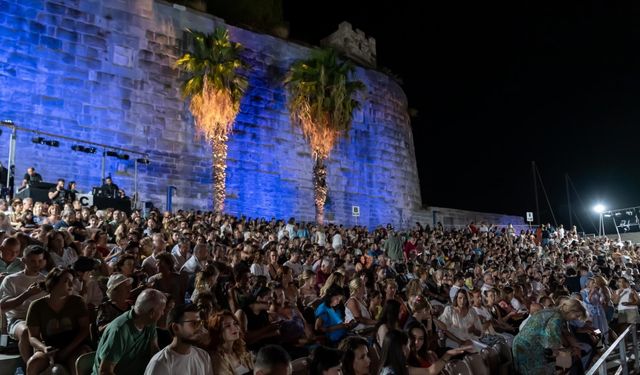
[[1, 195, 640, 375]]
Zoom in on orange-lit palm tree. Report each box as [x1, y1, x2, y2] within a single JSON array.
[[285, 49, 365, 224], [176, 27, 247, 212]]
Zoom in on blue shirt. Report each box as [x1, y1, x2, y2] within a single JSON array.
[[315, 302, 346, 343]]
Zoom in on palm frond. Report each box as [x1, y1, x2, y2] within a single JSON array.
[[175, 27, 248, 141], [284, 48, 366, 159]]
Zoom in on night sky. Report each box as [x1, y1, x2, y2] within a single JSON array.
[[283, 1, 640, 232]]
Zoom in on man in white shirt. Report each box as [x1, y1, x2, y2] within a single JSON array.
[[0, 245, 47, 363], [172, 237, 192, 271], [180, 243, 209, 275], [331, 229, 343, 252], [480, 273, 495, 294], [314, 226, 326, 247], [144, 304, 210, 375], [283, 249, 303, 277], [142, 233, 166, 276]]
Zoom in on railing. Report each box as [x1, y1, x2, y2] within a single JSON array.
[[586, 325, 638, 375]]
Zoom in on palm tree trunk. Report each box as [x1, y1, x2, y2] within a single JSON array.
[[212, 135, 228, 213], [313, 156, 328, 224]]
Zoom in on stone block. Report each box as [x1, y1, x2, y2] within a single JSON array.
[[45, 2, 65, 15], [56, 27, 78, 42], [40, 35, 62, 50]]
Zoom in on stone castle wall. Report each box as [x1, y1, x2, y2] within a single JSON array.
[[0, 0, 424, 227]]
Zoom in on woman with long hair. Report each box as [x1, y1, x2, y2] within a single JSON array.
[[378, 329, 410, 375], [315, 284, 356, 346], [191, 264, 219, 304], [280, 265, 299, 303], [581, 278, 609, 343], [380, 329, 467, 375], [339, 336, 371, 375], [382, 278, 409, 325], [309, 345, 343, 375], [404, 296, 443, 352], [299, 269, 319, 306], [208, 311, 253, 375], [375, 299, 402, 347], [345, 278, 376, 332], [320, 271, 346, 298], [438, 289, 482, 348]]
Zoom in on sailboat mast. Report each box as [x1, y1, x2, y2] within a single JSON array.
[[532, 161, 540, 225]]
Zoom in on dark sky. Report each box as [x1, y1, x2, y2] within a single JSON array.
[[283, 1, 640, 232]]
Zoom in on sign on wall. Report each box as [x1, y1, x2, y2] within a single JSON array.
[[78, 193, 94, 207]]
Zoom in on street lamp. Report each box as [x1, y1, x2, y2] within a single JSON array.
[[593, 204, 606, 236]]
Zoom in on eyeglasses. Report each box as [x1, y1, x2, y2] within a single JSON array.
[[179, 319, 205, 328]]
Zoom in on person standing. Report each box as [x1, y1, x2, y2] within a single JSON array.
[[100, 177, 119, 199], [48, 179, 66, 206], [383, 231, 404, 265], [21, 167, 42, 189], [512, 299, 587, 375]]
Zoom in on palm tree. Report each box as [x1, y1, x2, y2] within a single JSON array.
[[176, 27, 248, 212], [285, 48, 365, 224]]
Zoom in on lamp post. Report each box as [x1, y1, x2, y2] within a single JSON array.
[[593, 204, 605, 237]]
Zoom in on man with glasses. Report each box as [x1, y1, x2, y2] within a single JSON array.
[[144, 304, 211, 375]]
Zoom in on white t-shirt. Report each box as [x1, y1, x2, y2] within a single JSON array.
[[180, 256, 205, 275], [144, 345, 212, 375], [0, 271, 46, 323], [72, 278, 104, 307], [315, 231, 326, 246], [49, 248, 78, 268], [332, 233, 343, 250], [283, 260, 303, 277], [173, 252, 192, 272], [250, 263, 271, 280]]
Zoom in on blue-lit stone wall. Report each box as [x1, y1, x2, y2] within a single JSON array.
[[0, 0, 424, 227]]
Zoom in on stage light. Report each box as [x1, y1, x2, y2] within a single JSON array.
[[32, 137, 44, 144], [1, 120, 13, 125], [71, 145, 97, 154], [106, 150, 129, 160], [604, 213, 612, 218], [42, 140, 59, 147], [593, 204, 605, 214], [136, 158, 150, 165]]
